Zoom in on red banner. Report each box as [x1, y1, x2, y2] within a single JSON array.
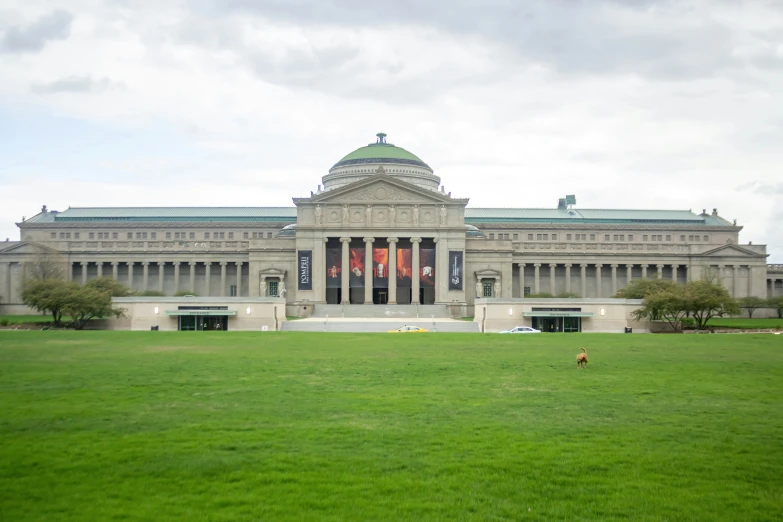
[[420, 248, 435, 288], [349, 248, 365, 288], [397, 248, 412, 287], [326, 248, 341, 288], [373, 248, 389, 288]]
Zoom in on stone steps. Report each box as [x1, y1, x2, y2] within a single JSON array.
[[311, 304, 452, 319], [281, 319, 480, 333]]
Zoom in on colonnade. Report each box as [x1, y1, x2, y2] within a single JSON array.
[[73, 260, 245, 297]]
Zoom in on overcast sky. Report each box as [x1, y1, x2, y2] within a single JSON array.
[[1, 0, 781, 261]]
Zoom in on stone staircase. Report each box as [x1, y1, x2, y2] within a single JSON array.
[[281, 318, 480, 333], [310, 304, 452, 319]]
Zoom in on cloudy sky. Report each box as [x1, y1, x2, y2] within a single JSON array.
[[1, 0, 781, 261]]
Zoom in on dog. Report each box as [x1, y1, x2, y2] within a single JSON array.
[[576, 347, 588, 368]]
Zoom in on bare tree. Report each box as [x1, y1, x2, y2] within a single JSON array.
[[25, 244, 66, 281]]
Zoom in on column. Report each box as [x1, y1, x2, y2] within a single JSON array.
[[564, 263, 572, 293], [611, 264, 618, 296], [173, 262, 181, 294], [81, 262, 88, 284], [580, 263, 587, 297], [595, 264, 603, 298], [549, 263, 556, 295], [97, 262, 103, 278], [733, 265, 741, 297], [412, 237, 421, 304], [518, 263, 526, 298], [340, 237, 351, 304], [204, 262, 211, 297], [363, 237, 374, 304], [685, 265, 691, 282], [189, 261, 196, 293], [656, 264, 664, 279], [220, 262, 227, 297], [534, 263, 541, 294], [672, 265, 679, 284], [641, 264, 648, 279], [626, 264, 633, 285], [158, 262, 165, 293], [127, 262, 134, 290], [388, 237, 398, 304], [111, 261, 118, 280], [142, 261, 149, 292], [236, 262, 243, 297], [718, 265, 725, 287]]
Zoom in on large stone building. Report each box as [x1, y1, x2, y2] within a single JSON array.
[[1, 133, 781, 326]]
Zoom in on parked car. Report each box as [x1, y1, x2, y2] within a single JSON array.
[[388, 326, 428, 333], [499, 326, 541, 334]]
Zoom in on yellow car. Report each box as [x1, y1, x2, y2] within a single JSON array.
[[387, 325, 429, 333]]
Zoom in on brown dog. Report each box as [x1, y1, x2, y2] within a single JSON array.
[[576, 347, 588, 368]]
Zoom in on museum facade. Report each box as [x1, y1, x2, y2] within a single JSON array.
[[1, 133, 781, 319]]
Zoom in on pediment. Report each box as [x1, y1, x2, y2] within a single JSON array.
[[297, 174, 464, 205], [702, 244, 763, 257], [0, 241, 60, 256]]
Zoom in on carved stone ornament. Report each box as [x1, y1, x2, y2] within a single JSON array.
[[347, 185, 416, 201]]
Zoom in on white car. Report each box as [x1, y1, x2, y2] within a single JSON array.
[[499, 326, 541, 334]]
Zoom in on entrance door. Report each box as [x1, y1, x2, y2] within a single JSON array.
[[373, 289, 388, 304], [178, 315, 228, 331], [326, 288, 341, 304], [563, 317, 581, 332]]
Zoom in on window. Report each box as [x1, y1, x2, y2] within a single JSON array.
[[483, 281, 493, 297], [267, 232, 273, 238], [567, 234, 572, 240], [66, 233, 71, 239], [523, 286, 531, 297], [528, 234, 533, 241], [51, 232, 56, 239], [60, 232, 65, 239], [489, 233, 494, 240], [204, 232, 210, 239], [267, 281, 278, 297], [151, 232, 157, 239], [536, 234, 542, 240], [680, 235, 685, 241], [230, 285, 238, 297], [665, 235, 671, 241], [512, 233, 518, 240], [74, 232, 80, 239], [620, 235, 625, 241], [590, 234, 595, 241], [551, 233, 557, 240], [127, 232, 133, 239], [613, 234, 619, 241], [703, 235, 709, 242], [628, 234, 633, 241], [142, 232, 148, 239], [579, 233, 587, 241], [189, 232, 195, 239], [688, 235, 694, 241], [112, 232, 118, 239], [228, 232, 234, 239], [604, 234, 610, 241], [89, 232, 95, 239], [243, 232, 248, 239], [543, 234, 549, 240], [643, 235, 648, 241], [166, 232, 171, 239]]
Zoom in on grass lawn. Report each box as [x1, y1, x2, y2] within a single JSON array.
[[708, 317, 783, 329], [0, 315, 70, 325], [0, 332, 781, 521]]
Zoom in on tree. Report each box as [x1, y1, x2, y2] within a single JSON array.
[[685, 280, 740, 330], [62, 285, 125, 330], [85, 277, 133, 297], [615, 278, 679, 299], [631, 286, 690, 331], [738, 296, 766, 318], [25, 246, 66, 281], [769, 296, 783, 319], [21, 279, 74, 326]]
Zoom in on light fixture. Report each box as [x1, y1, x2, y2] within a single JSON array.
[[600, 308, 605, 316], [246, 306, 252, 315], [508, 308, 513, 316], [154, 306, 159, 315]]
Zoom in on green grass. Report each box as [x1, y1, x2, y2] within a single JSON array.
[[0, 315, 73, 325], [1, 332, 781, 521], [708, 317, 783, 329]]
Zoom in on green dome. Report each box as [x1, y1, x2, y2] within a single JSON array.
[[331, 133, 430, 171]]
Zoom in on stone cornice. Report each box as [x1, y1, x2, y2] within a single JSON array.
[[471, 222, 742, 232], [17, 221, 294, 229]]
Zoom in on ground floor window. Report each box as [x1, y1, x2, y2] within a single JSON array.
[[268, 281, 278, 297], [178, 315, 228, 331], [532, 317, 582, 333], [482, 281, 493, 297]]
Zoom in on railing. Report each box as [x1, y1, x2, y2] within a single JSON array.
[[66, 241, 251, 251], [518, 242, 693, 253]]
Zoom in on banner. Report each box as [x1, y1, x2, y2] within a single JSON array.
[[298, 250, 312, 290], [448, 250, 463, 290], [373, 248, 389, 288], [349, 247, 365, 287], [397, 248, 412, 287], [420, 248, 435, 288], [326, 248, 342, 288]]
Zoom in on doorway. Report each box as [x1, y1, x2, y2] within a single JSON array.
[[373, 289, 388, 304], [178, 315, 228, 331], [531, 316, 581, 333], [326, 288, 341, 304]]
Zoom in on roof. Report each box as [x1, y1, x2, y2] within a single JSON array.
[[46, 207, 297, 223], [465, 208, 732, 226], [331, 133, 430, 171]]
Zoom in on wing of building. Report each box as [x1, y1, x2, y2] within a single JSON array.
[[1, 132, 780, 320]]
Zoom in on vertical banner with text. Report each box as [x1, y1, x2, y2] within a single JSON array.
[[420, 248, 436, 288], [325, 248, 342, 288], [298, 250, 312, 290], [349, 248, 365, 287], [448, 250, 463, 290]]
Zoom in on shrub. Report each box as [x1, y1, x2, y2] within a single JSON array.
[[0, 318, 9, 326], [174, 290, 198, 297], [139, 290, 165, 297]]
